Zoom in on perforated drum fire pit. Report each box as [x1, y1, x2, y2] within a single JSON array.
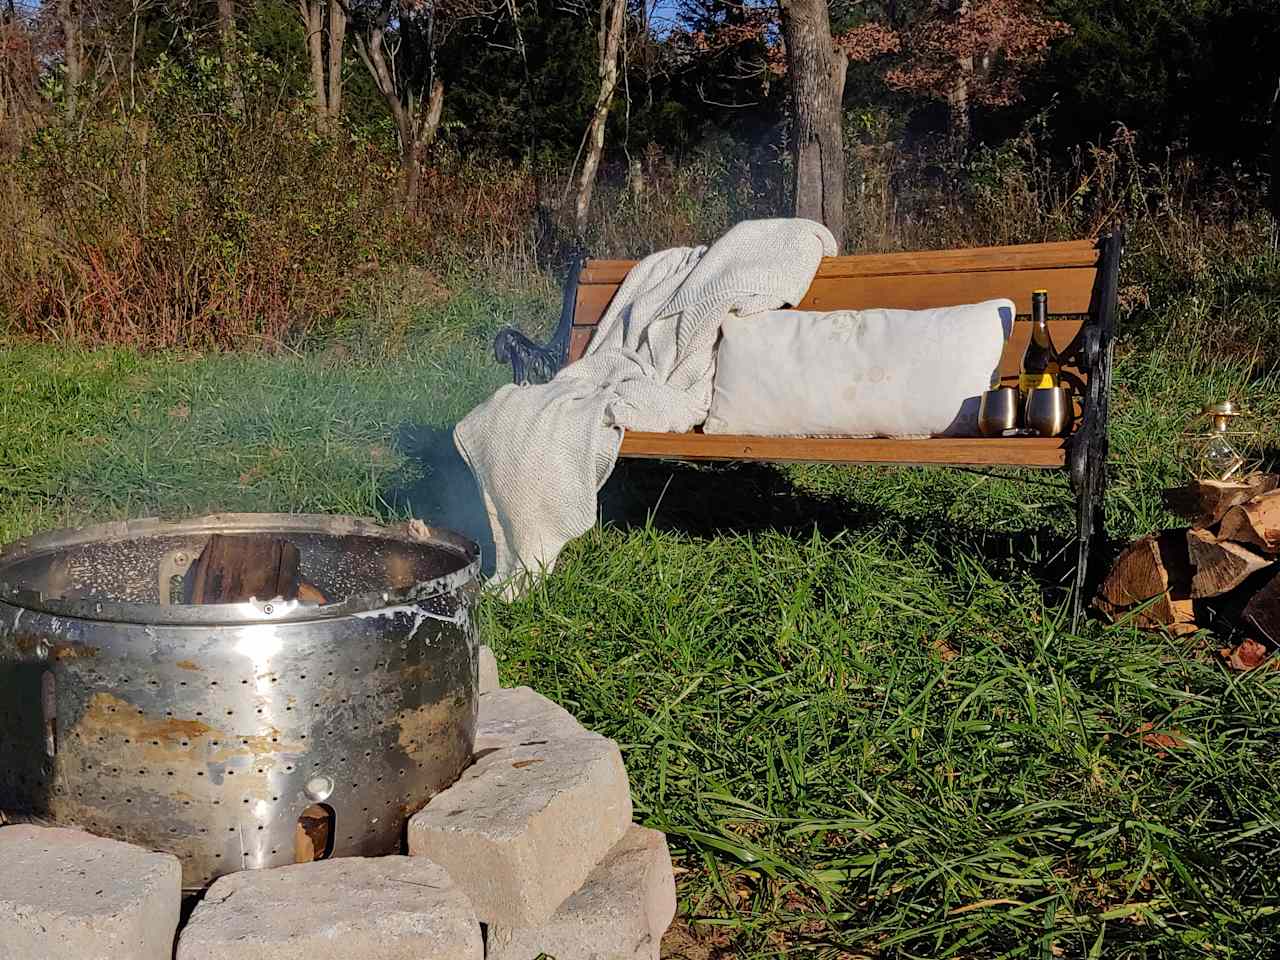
[[0, 513, 480, 890]]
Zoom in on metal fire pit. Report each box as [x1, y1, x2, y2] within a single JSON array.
[[0, 513, 480, 890]]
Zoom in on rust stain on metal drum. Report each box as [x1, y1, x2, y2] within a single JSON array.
[[75, 692, 216, 746]]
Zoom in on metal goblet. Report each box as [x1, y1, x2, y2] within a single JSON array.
[[1024, 386, 1074, 438], [978, 387, 1020, 437]]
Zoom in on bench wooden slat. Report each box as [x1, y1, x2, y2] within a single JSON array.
[[619, 432, 1068, 468], [579, 239, 1100, 285], [999, 319, 1086, 384], [797, 266, 1097, 315], [573, 271, 1094, 332]]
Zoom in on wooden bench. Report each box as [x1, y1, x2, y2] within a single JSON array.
[[494, 228, 1124, 626]]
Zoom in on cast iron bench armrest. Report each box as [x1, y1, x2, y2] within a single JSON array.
[[493, 257, 586, 385]]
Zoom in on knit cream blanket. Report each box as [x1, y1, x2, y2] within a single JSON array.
[[454, 218, 837, 592]]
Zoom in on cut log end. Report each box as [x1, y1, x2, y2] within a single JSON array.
[[1095, 530, 1197, 633], [1187, 528, 1271, 598], [1218, 489, 1280, 555], [1163, 473, 1280, 527]]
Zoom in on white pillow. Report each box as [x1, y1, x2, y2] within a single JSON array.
[[704, 299, 1013, 438]]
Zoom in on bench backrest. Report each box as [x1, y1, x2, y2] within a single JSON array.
[[567, 238, 1108, 396]]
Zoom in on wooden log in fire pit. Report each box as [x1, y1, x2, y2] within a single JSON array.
[[185, 534, 328, 605]]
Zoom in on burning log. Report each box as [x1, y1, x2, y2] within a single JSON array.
[[185, 534, 328, 605]]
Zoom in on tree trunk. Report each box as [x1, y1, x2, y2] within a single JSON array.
[[326, 1, 346, 120], [573, 0, 626, 239], [57, 0, 80, 121], [353, 16, 436, 214], [399, 122, 419, 214], [299, 0, 328, 119], [947, 52, 972, 159], [779, 0, 846, 246], [1269, 80, 1280, 222], [399, 78, 443, 213], [217, 0, 245, 112]]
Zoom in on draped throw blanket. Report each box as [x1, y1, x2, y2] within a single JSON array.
[[454, 218, 838, 591]]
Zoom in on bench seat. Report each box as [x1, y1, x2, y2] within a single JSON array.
[[620, 432, 1069, 468]]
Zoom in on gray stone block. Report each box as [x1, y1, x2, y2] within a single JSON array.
[[486, 825, 677, 960], [408, 732, 632, 926], [0, 824, 181, 960], [473, 685, 588, 754], [478, 644, 500, 695], [175, 855, 481, 960]]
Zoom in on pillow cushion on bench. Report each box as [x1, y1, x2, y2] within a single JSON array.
[[703, 299, 1014, 438]]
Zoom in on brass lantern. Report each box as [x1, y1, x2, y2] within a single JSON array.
[[1180, 401, 1257, 481]]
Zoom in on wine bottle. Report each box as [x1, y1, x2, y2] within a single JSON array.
[[1019, 289, 1059, 395]]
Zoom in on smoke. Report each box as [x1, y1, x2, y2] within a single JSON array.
[[389, 424, 497, 578]]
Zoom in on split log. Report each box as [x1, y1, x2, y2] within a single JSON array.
[[183, 534, 334, 605], [1218, 489, 1280, 554], [1094, 530, 1197, 634], [1162, 473, 1280, 528], [1242, 569, 1280, 645], [186, 535, 302, 604], [1187, 528, 1272, 598]]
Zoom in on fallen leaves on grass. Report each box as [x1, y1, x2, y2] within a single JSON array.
[[167, 403, 190, 419], [1221, 639, 1270, 671], [931, 636, 959, 661], [1135, 722, 1186, 757]]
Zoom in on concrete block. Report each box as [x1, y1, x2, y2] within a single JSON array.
[[0, 824, 181, 960], [408, 733, 632, 926], [473, 685, 588, 754], [478, 644, 499, 695], [176, 855, 481, 960], [486, 825, 677, 960]]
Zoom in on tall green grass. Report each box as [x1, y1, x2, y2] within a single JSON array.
[[2, 282, 1278, 955]]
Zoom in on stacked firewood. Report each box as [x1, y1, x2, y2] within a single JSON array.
[[1096, 474, 1280, 667]]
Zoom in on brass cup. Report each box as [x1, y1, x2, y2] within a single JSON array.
[[1024, 386, 1074, 438], [978, 387, 1020, 437]]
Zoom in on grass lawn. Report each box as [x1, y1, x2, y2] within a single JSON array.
[[2, 287, 1279, 957]]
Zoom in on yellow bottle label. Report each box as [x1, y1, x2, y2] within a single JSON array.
[[1019, 371, 1057, 392]]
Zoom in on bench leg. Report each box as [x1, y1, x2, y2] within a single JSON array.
[[1070, 226, 1123, 630], [1072, 453, 1106, 630]]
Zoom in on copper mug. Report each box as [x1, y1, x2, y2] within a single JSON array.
[[1024, 386, 1074, 437]]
